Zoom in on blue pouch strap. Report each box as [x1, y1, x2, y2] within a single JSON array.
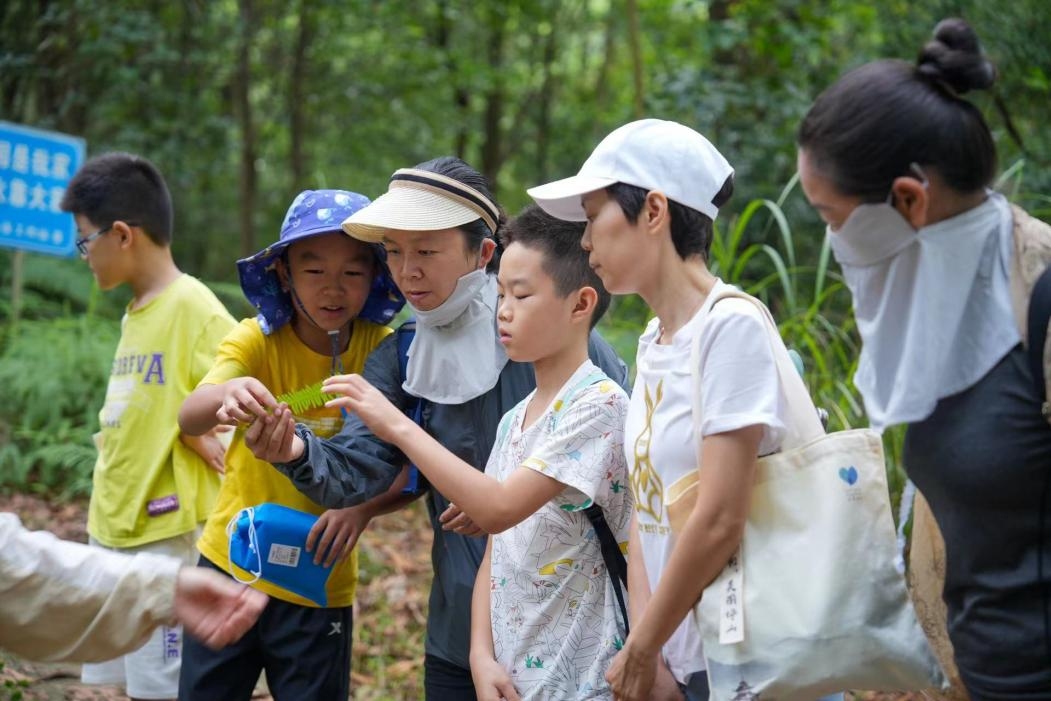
[[397, 319, 427, 495]]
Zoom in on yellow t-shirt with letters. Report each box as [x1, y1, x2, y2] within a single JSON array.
[[88, 274, 235, 548], [196, 316, 391, 608]]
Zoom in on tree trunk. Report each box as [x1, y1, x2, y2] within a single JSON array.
[[479, 5, 506, 192], [434, 0, 471, 159], [236, 0, 257, 257], [626, 0, 644, 118], [289, 0, 313, 192], [535, 25, 558, 183], [709, 0, 740, 66], [593, 9, 617, 117]]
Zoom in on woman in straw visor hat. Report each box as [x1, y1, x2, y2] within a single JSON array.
[[243, 156, 629, 700]]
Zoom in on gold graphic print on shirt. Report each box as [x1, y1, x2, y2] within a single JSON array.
[[631, 380, 664, 522]]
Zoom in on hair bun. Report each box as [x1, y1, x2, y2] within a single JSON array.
[[916, 17, 996, 95]]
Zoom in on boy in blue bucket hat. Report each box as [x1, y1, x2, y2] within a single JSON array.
[[176, 189, 404, 700]]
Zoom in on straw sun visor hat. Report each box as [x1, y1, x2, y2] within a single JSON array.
[[527, 118, 734, 222], [341, 168, 500, 243]]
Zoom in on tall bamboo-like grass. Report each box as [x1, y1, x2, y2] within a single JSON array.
[[709, 175, 864, 430], [710, 179, 910, 508]]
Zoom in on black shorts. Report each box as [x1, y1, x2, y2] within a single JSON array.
[[178, 555, 353, 701], [424, 653, 477, 701]]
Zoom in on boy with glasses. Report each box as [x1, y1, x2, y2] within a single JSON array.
[[61, 152, 235, 701]]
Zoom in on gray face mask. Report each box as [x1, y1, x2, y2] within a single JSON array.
[[827, 164, 928, 268], [403, 270, 509, 404], [825, 176, 1018, 431], [829, 203, 917, 267]]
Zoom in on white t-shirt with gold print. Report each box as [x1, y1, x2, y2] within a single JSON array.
[[623, 279, 787, 682]]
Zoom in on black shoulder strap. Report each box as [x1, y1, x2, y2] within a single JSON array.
[[1026, 264, 1051, 409], [583, 503, 629, 637]]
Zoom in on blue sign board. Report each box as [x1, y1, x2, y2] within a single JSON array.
[[0, 121, 85, 257]]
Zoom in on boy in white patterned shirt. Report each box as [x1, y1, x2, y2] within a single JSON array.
[[325, 205, 632, 700]]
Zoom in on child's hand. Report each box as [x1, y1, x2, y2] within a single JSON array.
[[244, 404, 303, 464], [305, 505, 372, 567], [439, 503, 487, 537], [216, 377, 277, 426], [179, 427, 230, 474], [322, 374, 411, 445], [471, 656, 521, 701]]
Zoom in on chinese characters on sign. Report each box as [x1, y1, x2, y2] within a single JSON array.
[[0, 122, 85, 257]]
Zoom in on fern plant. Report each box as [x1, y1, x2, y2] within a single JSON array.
[[0, 316, 119, 498], [276, 381, 338, 414]]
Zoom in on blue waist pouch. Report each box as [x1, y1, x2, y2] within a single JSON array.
[[226, 503, 332, 607]]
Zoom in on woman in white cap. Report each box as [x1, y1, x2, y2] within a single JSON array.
[[245, 156, 628, 700], [529, 119, 792, 701]]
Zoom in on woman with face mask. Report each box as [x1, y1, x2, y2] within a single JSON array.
[[798, 18, 1051, 700], [242, 156, 629, 700]]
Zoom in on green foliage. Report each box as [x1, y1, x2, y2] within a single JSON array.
[[3, 0, 1047, 282], [0, 316, 119, 498], [706, 185, 910, 496], [0, 250, 129, 323], [711, 181, 863, 429], [0, 656, 27, 701]]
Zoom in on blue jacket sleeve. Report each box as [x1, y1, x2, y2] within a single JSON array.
[[272, 334, 407, 508]]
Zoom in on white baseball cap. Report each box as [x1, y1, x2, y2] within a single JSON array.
[[527, 118, 734, 221]]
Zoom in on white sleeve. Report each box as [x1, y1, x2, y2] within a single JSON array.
[[521, 381, 629, 506], [695, 299, 787, 454], [0, 513, 181, 663]]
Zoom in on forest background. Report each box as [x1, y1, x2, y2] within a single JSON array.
[[0, 1, 1049, 698]]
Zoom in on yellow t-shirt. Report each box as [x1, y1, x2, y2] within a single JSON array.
[[88, 274, 235, 548], [196, 317, 392, 608]]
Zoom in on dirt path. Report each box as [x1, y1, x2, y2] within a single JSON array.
[[1, 494, 946, 700]]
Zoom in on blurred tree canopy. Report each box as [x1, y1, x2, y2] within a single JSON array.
[[1, 0, 1048, 282]]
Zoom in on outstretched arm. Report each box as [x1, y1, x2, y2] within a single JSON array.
[[179, 377, 278, 436], [0, 514, 267, 663], [246, 335, 411, 508], [323, 373, 564, 533], [174, 567, 269, 648]]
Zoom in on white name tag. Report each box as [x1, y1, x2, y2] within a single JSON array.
[[719, 547, 745, 644]]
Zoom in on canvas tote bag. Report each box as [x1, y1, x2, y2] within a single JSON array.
[[665, 287, 945, 700]]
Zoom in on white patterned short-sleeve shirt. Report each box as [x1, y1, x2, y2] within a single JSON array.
[[485, 360, 632, 700]]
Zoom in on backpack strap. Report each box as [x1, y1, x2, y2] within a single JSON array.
[[1027, 265, 1051, 419], [583, 502, 629, 637], [568, 369, 630, 636], [396, 319, 427, 495]]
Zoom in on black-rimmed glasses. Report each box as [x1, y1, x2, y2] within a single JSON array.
[[75, 225, 112, 256]]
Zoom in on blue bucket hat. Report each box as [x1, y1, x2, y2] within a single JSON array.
[[237, 189, 404, 334]]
